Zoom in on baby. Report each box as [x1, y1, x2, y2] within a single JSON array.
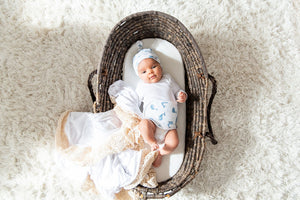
[[133, 41, 187, 167]]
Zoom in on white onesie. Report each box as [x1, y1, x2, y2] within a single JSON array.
[[136, 74, 186, 142]]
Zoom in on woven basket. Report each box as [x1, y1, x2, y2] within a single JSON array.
[[88, 11, 217, 199]]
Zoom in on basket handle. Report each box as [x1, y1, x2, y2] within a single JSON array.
[[87, 69, 97, 103], [206, 74, 218, 145]]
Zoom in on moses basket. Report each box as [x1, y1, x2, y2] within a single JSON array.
[[88, 11, 217, 199]]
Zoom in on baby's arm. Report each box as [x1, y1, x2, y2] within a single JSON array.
[[167, 74, 188, 103]]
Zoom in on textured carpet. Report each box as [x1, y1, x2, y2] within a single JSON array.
[[1, 0, 299, 199]]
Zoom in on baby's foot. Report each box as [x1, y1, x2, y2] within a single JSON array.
[[150, 142, 159, 151], [152, 151, 162, 168]]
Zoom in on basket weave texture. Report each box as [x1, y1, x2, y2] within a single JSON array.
[[88, 11, 217, 199]]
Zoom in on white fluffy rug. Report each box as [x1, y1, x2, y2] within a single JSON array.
[[1, 0, 299, 199]]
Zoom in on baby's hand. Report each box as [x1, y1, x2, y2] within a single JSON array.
[[177, 92, 187, 103]]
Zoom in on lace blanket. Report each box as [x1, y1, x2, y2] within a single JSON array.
[[55, 81, 158, 199]]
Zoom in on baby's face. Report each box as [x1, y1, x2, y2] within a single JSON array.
[[137, 58, 162, 83]]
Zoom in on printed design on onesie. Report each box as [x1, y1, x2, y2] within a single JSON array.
[[144, 101, 178, 130]]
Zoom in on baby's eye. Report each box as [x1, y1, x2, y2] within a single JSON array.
[[152, 65, 157, 69], [142, 71, 146, 74]]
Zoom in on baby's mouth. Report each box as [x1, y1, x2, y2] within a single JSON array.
[[150, 75, 156, 80]]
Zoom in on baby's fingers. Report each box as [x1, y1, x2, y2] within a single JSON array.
[[177, 98, 184, 103]]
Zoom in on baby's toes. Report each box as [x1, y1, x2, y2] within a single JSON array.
[[151, 143, 159, 151]]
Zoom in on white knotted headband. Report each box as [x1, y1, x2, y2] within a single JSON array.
[[132, 41, 161, 75]]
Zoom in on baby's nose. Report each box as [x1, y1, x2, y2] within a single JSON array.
[[148, 69, 153, 73]]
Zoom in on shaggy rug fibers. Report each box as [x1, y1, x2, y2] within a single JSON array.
[[0, 0, 299, 199]]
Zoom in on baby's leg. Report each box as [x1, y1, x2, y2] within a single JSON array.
[[152, 151, 162, 168], [152, 129, 179, 168], [139, 119, 159, 151], [160, 129, 179, 156]]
